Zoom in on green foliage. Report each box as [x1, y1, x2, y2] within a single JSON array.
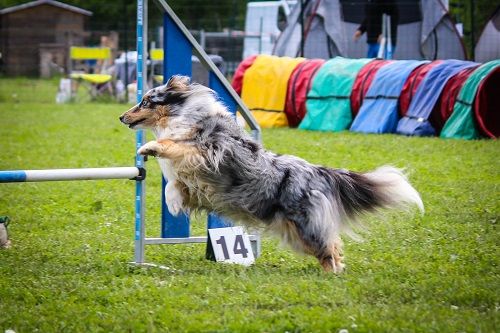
[[0, 78, 499, 332], [448, 0, 498, 58], [0, 0, 247, 31]]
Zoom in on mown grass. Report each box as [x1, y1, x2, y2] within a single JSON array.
[[0, 78, 498, 332]]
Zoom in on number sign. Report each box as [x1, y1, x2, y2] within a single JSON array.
[[208, 227, 255, 266]]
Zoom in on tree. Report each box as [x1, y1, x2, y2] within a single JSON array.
[[0, 0, 246, 31], [449, 0, 499, 59]]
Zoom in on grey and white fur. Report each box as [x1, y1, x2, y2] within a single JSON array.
[[119, 75, 424, 273]]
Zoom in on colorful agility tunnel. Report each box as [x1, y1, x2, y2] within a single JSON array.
[[397, 60, 479, 137], [284, 59, 325, 127], [299, 57, 372, 131], [473, 64, 500, 138], [429, 66, 479, 132], [350, 59, 393, 117], [350, 60, 427, 134], [231, 55, 257, 95], [240, 55, 305, 128], [441, 60, 500, 139], [233, 55, 499, 139], [399, 61, 442, 117]]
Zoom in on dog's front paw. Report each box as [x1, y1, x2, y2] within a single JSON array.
[[138, 141, 162, 157], [165, 182, 184, 216], [167, 198, 183, 216]]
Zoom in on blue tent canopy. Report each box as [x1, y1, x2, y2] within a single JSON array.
[[397, 60, 479, 136], [350, 60, 427, 134]]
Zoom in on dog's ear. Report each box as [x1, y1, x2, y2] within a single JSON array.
[[150, 77, 189, 105], [166, 75, 190, 91]]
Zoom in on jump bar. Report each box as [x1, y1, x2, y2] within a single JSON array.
[[144, 234, 260, 245], [0, 167, 145, 183]]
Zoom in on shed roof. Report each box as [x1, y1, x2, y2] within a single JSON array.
[[0, 0, 92, 16]]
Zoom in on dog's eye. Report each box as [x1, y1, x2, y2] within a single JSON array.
[[141, 100, 149, 107]]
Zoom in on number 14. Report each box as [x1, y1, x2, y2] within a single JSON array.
[[215, 235, 249, 260]]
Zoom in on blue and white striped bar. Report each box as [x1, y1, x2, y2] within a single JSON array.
[[0, 167, 141, 183]]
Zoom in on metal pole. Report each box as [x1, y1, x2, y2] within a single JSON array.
[[300, 0, 305, 57], [470, 0, 475, 60], [200, 29, 206, 50], [155, 0, 261, 142], [377, 13, 387, 59], [258, 18, 263, 55], [386, 15, 393, 60], [143, 0, 148, 90], [134, 0, 147, 264], [0, 167, 142, 183]]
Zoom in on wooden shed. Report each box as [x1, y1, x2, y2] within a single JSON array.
[[0, 0, 92, 76]]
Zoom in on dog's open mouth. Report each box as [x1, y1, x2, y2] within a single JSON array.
[[128, 118, 147, 128]]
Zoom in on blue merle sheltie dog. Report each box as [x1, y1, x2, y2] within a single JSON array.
[[120, 75, 423, 273]]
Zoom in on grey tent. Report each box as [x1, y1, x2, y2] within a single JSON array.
[[475, 6, 500, 63], [273, 0, 466, 60]]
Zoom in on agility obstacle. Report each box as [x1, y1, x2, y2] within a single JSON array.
[[0, 167, 144, 183], [0, 0, 261, 266], [135, 0, 261, 264]]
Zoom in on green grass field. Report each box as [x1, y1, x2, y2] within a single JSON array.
[[0, 78, 498, 332]]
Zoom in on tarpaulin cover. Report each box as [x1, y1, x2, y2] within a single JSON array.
[[397, 60, 479, 137], [399, 61, 440, 116], [231, 55, 257, 95], [241, 55, 305, 128], [475, 7, 500, 63], [273, 0, 466, 60], [429, 66, 479, 133], [350, 60, 426, 134], [299, 57, 372, 131], [350, 60, 392, 116], [441, 60, 500, 139], [285, 59, 325, 127]]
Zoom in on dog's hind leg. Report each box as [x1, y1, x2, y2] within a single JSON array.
[[317, 237, 344, 274], [279, 219, 345, 273], [299, 232, 344, 273]]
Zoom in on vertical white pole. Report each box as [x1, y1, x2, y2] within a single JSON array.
[[143, 0, 148, 91], [377, 13, 387, 59], [386, 15, 393, 59]]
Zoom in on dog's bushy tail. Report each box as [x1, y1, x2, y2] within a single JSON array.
[[331, 166, 423, 234], [363, 166, 424, 212]]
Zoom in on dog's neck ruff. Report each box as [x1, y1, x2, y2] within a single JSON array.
[[152, 124, 191, 141]]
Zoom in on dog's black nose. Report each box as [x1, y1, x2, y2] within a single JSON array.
[[119, 115, 124, 122]]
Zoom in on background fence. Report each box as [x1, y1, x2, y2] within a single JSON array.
[[0, 0, 497, 79]]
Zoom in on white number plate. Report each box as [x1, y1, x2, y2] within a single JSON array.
[[208, 227, 255, 266]]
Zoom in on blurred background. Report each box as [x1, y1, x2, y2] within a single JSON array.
[[0, 0, 497, 95]]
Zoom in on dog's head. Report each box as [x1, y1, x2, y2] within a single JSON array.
[[119, 75, 193, 130]]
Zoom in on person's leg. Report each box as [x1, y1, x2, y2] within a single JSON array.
[[367, 43, 380, 58]]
